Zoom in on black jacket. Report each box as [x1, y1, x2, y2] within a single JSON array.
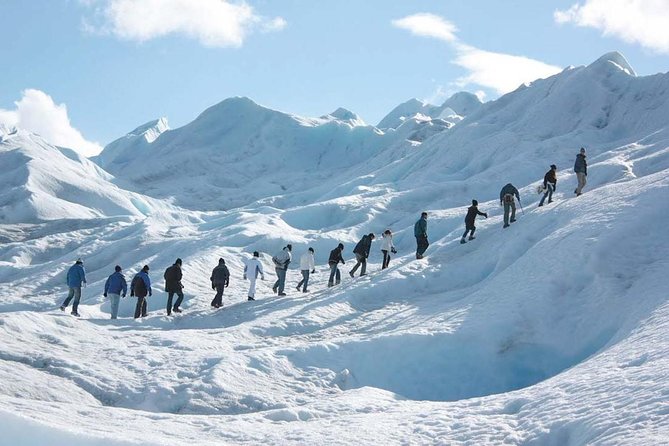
[[353, 235, 373, 258], [465, 206, 487, 225], [574, 153, 587, 175], [163, 264, 183, 292], [328, 247, 345, 265], [543, 169, 557, 188], [499, 184, 520, 204], [210, 264, 230, 287]]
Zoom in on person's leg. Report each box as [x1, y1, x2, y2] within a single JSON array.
[[248, 278, 256, 298], [216, 285, 224, 306], [273, 268, 281, 292], [277, 269, 287, 294], [547, 185, 554, 202], [142, 297, 147, 317], [350, 255, 361, 276], [62, 287, 75, 308], [360, 258, 367, 276], [174, 291, 184, 310], [302, 270, 309, 292], [382, 250, 389, 269], [415, 237, 421, 258], [469, 226, 476, 240], [335, 267, 341, 284], [110, 293, 120, 319], [134, 297, 143, 318], [503, 203, 510, 226], [297, 271, 305, 290], [510, 202, 517, 222], [71, 287, 82, 314], [576, 173, 586, 194], [328, 264, 336, 286], [166, 292, 174, 314], [539, 190, 548, 206], [418, 237, 429, 256]]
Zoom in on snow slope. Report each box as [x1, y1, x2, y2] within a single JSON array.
[[0, 52, 668, 445]]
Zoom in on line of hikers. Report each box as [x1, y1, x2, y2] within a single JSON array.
[[58, 148, 588, 318]]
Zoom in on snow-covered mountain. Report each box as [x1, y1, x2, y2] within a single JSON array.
[[377, 91, 483, 129], [0, 52, 668, 445]]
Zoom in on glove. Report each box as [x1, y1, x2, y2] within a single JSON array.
[[130, 292, 135, 297], [149, 291, 152, 297], [261, 276, 265, 281], [103, 293, 107, 297], [311, 269, 316, 274], [243, 274, 247, 280], [122, 294, 126, 298], [212, 284, 216, 290], [391, 248, 397, 254], [225, 281, 229, 288], [484, 213, 488, 218]]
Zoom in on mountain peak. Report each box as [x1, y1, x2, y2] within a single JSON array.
[[322, 107, 366, 126], [587, 51, 636, 77]]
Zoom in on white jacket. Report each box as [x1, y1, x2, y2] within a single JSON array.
[[244, 257, 264, 279], [299, 252, 315, 271], [381, 233, 394, 251]]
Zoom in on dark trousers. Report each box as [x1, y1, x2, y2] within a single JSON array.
[[328, 264, 341, 286], [273, 268, 287, 293], [211, 285, 225, 307], [62, 287, 82, 313], [134, 296, 147, 318], [416, 236, 429, 257], [382, 250, 391, 269], [167, 291, 184, 313], [462, 224, 476, 239], [350, 253, 367, 276], [297, 270, 310, 292], [539, 184, 554, 205]]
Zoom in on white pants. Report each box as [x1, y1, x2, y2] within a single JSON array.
[[247, 278, 257, 298]]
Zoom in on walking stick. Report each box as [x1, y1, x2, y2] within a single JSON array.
[[518, 198, 525, 215]]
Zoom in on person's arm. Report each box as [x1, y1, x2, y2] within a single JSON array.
[[81, 267, 87, 285], [477, 209, 486, 217], [104, 276, 110, 296], [122, 277, 127, 297]]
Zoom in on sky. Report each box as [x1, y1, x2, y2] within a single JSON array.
[[1, 0, 669, 156]]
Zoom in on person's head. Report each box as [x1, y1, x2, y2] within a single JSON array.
[[308, 247, 314, 253], [253, 251, 259, 257], [421, 212, 428, 218], [580, 147, 586, 154], [550, 164, 557, 170], [384, 229, 391, 235], [175, 258, 182, 267], [368, 233, 375, 240], [218, 258, 225, 265], [286, 244, 292, 251], [75, 258, 83, 265], [142, 265, 150, 272], [115, 265, 122, 272], [337, 243, 344, 250], [472, 199, 478, 206]]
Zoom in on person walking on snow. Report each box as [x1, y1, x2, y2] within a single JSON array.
[[104, 265, 127, 319], [350, 233, 375, 277], [574, 147, 588, 196], [539, 164, 558, 207], [461, 200, 488, 244], [164, 258, 184, 315], [244, 251, 265, 301], [131, 265, 151, 319], [327, 243, 345, 287], [60, 258, 87, 317], [210, 258, 230, 308], [272, 244, 292, 296], [380, 229, 396, 269], [499, 183, 520, 228], [296, 248, 316, 293], [414, 212, 429, 259]]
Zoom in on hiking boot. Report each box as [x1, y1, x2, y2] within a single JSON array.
[[173, 307, 182, 313], [510, 218, 516, 223], [59, 305, 66, 311], [71, 311, 80, 317], [302, 289, 308, 293], [547, 199, 553, 203], [460, 238, 466, 244], [247, 296, 255, 301], [538, 203, 543, 207], [468, 236, 475, 241], [574, 188, 578, 194], [349, 271, 355, 278], [576, 192, 582, 196], [327, 282, 333, 288], [278, 292, 287, 296], [416, 254, 423, 259], [503, 224, 510, 228], [296, 285, 301, 291], [272, 286, 278, 294]]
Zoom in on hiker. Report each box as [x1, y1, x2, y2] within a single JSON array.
[[350, 233, 375, 277], [461, 200, 488, 244], [296, 248, 316, 293], [244, 251, 265, 301], [380, 229, 396, 269], [131, 265, 151, 319], [164, 258, 184, 315], [574, 147, 587, 196], [327, 243, 345, 287], [272, 244, 292, 296], [60, 258, 87, 317], [103, 265, 127, 319], [414, 212, 429, 259], [499, 183, 520, 228], [539, 164, 558, 207], [210, 258, 230, 308]]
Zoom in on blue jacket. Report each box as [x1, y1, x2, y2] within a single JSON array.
[[104, 271, 127, 296], [66, 264, 86, 288], [414, 217, 427, 238]]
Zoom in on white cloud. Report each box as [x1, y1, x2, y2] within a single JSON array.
[[391, 13, 458, 42], [393, 13, 562, 95], [82, 0, 286, 47], [0, 89, 102, 157], [555, 0, 669, 54], [453, 44, 562, 94]]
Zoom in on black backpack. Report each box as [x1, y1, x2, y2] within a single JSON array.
[[133, 275, 147, 297]]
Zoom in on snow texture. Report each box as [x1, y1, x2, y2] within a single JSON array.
[[0, 52, 668, 445]]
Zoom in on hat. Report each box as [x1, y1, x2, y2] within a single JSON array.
[[218, 257, 225, 264], [421, 212, 428, 217], [253, 251, 259, 257], [368, 233, 375, 239], [286, 244, 292, 251], [115, 265, 122, 272], [175, 258, 182, 265], [142, 265, 150, 272], [308, 247, 314, 253], [472, 199, 478, 206], [76, 258, 83, 264], [550, 164, 557, 169], [580, 147, 586, 153], [337, 243, 344, 250]]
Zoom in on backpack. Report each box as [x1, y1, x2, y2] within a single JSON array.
[[503, 193, 514, 204], [536, 184, 546, 194], [133, 275, 147, 297], [272, 256, 282, 267]]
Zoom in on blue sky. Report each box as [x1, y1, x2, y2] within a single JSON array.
[[1, 0, 668, 155]]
